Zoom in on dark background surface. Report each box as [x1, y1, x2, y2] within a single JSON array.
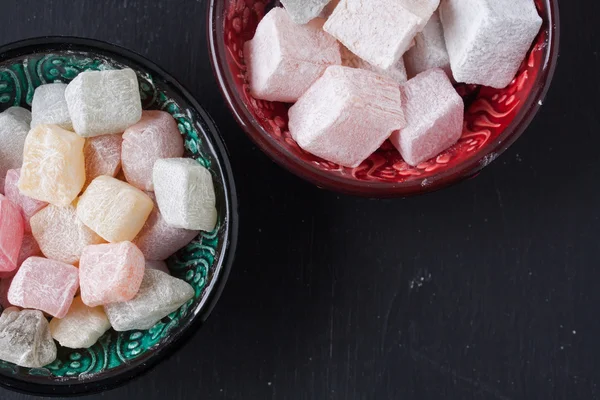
[[0, 0, 597, 399]]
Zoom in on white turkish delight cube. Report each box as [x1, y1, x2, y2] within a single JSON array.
[[288, 66, 405, 168]]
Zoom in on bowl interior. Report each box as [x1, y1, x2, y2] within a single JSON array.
[[0, 39, 236, 394], [213, 0, 556, 195]]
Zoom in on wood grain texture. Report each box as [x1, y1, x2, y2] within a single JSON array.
[[0, 0, 599, 399]]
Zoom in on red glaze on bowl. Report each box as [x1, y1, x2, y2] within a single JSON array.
[[208, 0, 559, 197]]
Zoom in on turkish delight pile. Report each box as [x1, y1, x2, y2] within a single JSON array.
[[245, 0, 543, 167], [0, 68, 217, 368]]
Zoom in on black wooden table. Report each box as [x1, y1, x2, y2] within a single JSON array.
[[1, 1, 598, 399]]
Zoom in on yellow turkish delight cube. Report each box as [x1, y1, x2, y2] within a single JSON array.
[[18, 124, 85, 207], [76, 176, 153, 242]]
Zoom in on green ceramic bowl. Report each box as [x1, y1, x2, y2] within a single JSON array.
[[0, 37, 238, 396]]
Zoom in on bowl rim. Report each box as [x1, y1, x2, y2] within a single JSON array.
[[207, 0, 560, 198], [0, 36, 239, 396]]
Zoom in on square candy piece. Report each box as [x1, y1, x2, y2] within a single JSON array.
[[77, 176, 154, 243], [390, 69, 464, 166], [31, 83, 73, 131], [18, 124, 85, 206], [0, 107, 32, 192], [8, 257, 79, 318], [133, 193, 199, 261], [440, 0, 542, 88], [405, 12, 451, 79], [324, 0, 439, 70], [4, 169, 48, 232], [281, 0, 331, 24], [79, 241, 145, 307], [0, 308, 56, 368], [153, 158, 217, 231], [341, 46, 407, 85], [84, 134, 123, 190], [65, 68, 142, 137], [31, 204, 104, 265], [288, 66, 405, 168], [49, 296, 111, 349], [105, 269, 194, 331], [244, 8, 341, 102], [0, 194, 24, 273], [122, 111, 184, 191]]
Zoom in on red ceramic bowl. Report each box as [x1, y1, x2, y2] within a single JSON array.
[[208, 0, 559, 197]]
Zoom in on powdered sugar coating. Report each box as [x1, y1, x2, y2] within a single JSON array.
[[245, 8, 341, 102], [133, 192, 199, 261], [4, 169, 48, 232], [153, 158, 217, 231], [83, 134, 123, 190], [49, 296, 111, 349], [405, 12, 451, 79], [440, 0, 542, 88], [31, 204, 104, 265], [288, 66, 405, 168], [30, 83, 73, 131], [324, 0, 438, 70], [122, 111, 184, 191], [8, 256, 79, 318], [104, 269, 194, 331], [0, 107, 31, 192], [65, 68, 142, 137], [18, 124, 86, 207], [0, 194, 24, 273], [0, 308, 56, 368], [281, 0, 332, 24], [79, 241, 145, 307], [390, 69, 464, 166], [77, 176, 154, 243]]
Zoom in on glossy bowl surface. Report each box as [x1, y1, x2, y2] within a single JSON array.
[[0, 37, 238, 396], [208, 0, 559, 197]]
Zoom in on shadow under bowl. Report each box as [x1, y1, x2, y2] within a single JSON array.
[[208, 0, 559, 197], [0, 37, 238, 396]]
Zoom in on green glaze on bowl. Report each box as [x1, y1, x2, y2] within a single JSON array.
[[0, 50, 229, 384]]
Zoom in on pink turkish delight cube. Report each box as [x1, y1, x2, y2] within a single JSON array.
[[8, 257, 79, 318], [390, 69, 464, 166], [122, 111, 184, 191], [83, 134, 123, 190], [133, 193, 199, 261], [288, 66, 405, 167], [79, 241, 145, 307], [0, 194, 24, 273], [244, 8, 341, 103], [4, 169, 47, 232]]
